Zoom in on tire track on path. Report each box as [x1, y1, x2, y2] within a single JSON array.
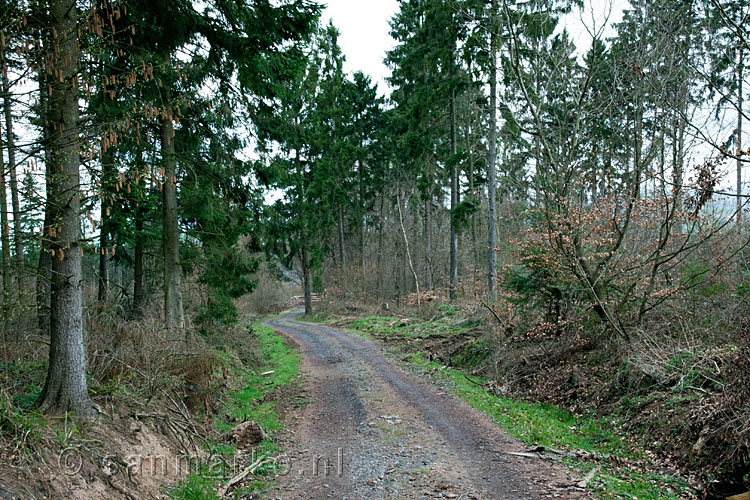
[[265, 311, 591, 500]]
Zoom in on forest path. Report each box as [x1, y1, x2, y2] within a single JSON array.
[[265, 311, 592, 500]]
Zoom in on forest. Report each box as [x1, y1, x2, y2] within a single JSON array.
[[0, 0, 748, 499]]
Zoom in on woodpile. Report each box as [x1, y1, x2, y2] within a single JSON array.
[[289, 293, 323, 306]]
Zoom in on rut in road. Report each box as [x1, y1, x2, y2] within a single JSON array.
[[265, 311, 592, 500]]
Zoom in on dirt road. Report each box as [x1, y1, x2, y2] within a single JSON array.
[[265, 311, 592, 500]]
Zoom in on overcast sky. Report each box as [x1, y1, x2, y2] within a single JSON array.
[[321, 0, 400, 96], [321, 0, 628, 98]]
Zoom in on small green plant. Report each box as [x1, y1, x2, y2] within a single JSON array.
[[0, 396, 43, 457], [437, 304, 457, 314], [168, 474, 220, 500], [452, 340, 491, 370], [55, 413, 78, 449]]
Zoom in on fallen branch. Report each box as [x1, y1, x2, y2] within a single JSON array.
[[463, 373, 486, 388], [577, 465, 602, 488], [525, 445, 575, 458], [105, 478, 138, 500], [217, 458, 270, 497], [503, 451, 546, 459], [480, 299, 504, 331]]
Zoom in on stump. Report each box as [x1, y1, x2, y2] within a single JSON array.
[[231, 421, 266, 449]]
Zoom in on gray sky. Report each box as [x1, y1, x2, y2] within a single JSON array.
[[321, 0, 400, 96], [321, 0, 628, 97]]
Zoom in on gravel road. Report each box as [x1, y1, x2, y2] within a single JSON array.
[[265, 311, 593, 500]]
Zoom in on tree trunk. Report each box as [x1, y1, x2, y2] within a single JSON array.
[[2, 58, 23, 283], [161, 85, 184, 329], [133, 204, 145, 316], [487, 7, 498, 300], [449, 87, 458, 301], [671, 105, 685, 230], [737, 47, 744, 234], [37, 0, 93, 417], [302, 246, 312, 315], [36, 62, 52, 334], [337, 204, 346, 270], [358, 159, 365, 270], [98, 233, 108, 301], [132, 149, 145, 317], [424, 194, 432, 291], [36, 247, 52, 333], [98, 149, 114, 303], [394, 232, 402, 307], [397, 188, 420, 305], [634, 99, 643, 201], [376, 186, 385, 299], [465, 114, 479, 270], [0, 143, 10, 316]]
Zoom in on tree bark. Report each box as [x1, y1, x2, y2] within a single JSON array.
[[161, 84, 184, 329], [37, 0, 93, 417], [36, 57, 52, 334], [375, 186, 385, 299], [2, 58, 23, 283], [98, 149, 114, 302], [302, 245, 312, 315], [466, 121, 479, 270], [449, 87, 458, 301], [132, 151, 146, 318], [0, 142, 10, 316], [634, 98, 643, 201], [358, 159, 365, 270], [337, 204, 346, 270], [397, 188, 420, 305], [487, 4, 498, 300], [36, 246, 52, 333], [737, 46, 744, 234], [424, 194, 432, 291]]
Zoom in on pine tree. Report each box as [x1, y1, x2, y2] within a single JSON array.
[[37, 0, 94, 417]]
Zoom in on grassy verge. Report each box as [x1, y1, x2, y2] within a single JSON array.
[[343, 315, 693, 500], [169, 321, 300, 499]]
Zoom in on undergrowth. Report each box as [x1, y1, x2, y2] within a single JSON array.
[[169, 321, 300, 499]]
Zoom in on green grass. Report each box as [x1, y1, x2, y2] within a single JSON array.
[[169, 321, 300, 500], [217, 323, 300, 437], [344, 319, 694, 500], [404, 352, 629, 455], [168, 475, 220, 500]]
